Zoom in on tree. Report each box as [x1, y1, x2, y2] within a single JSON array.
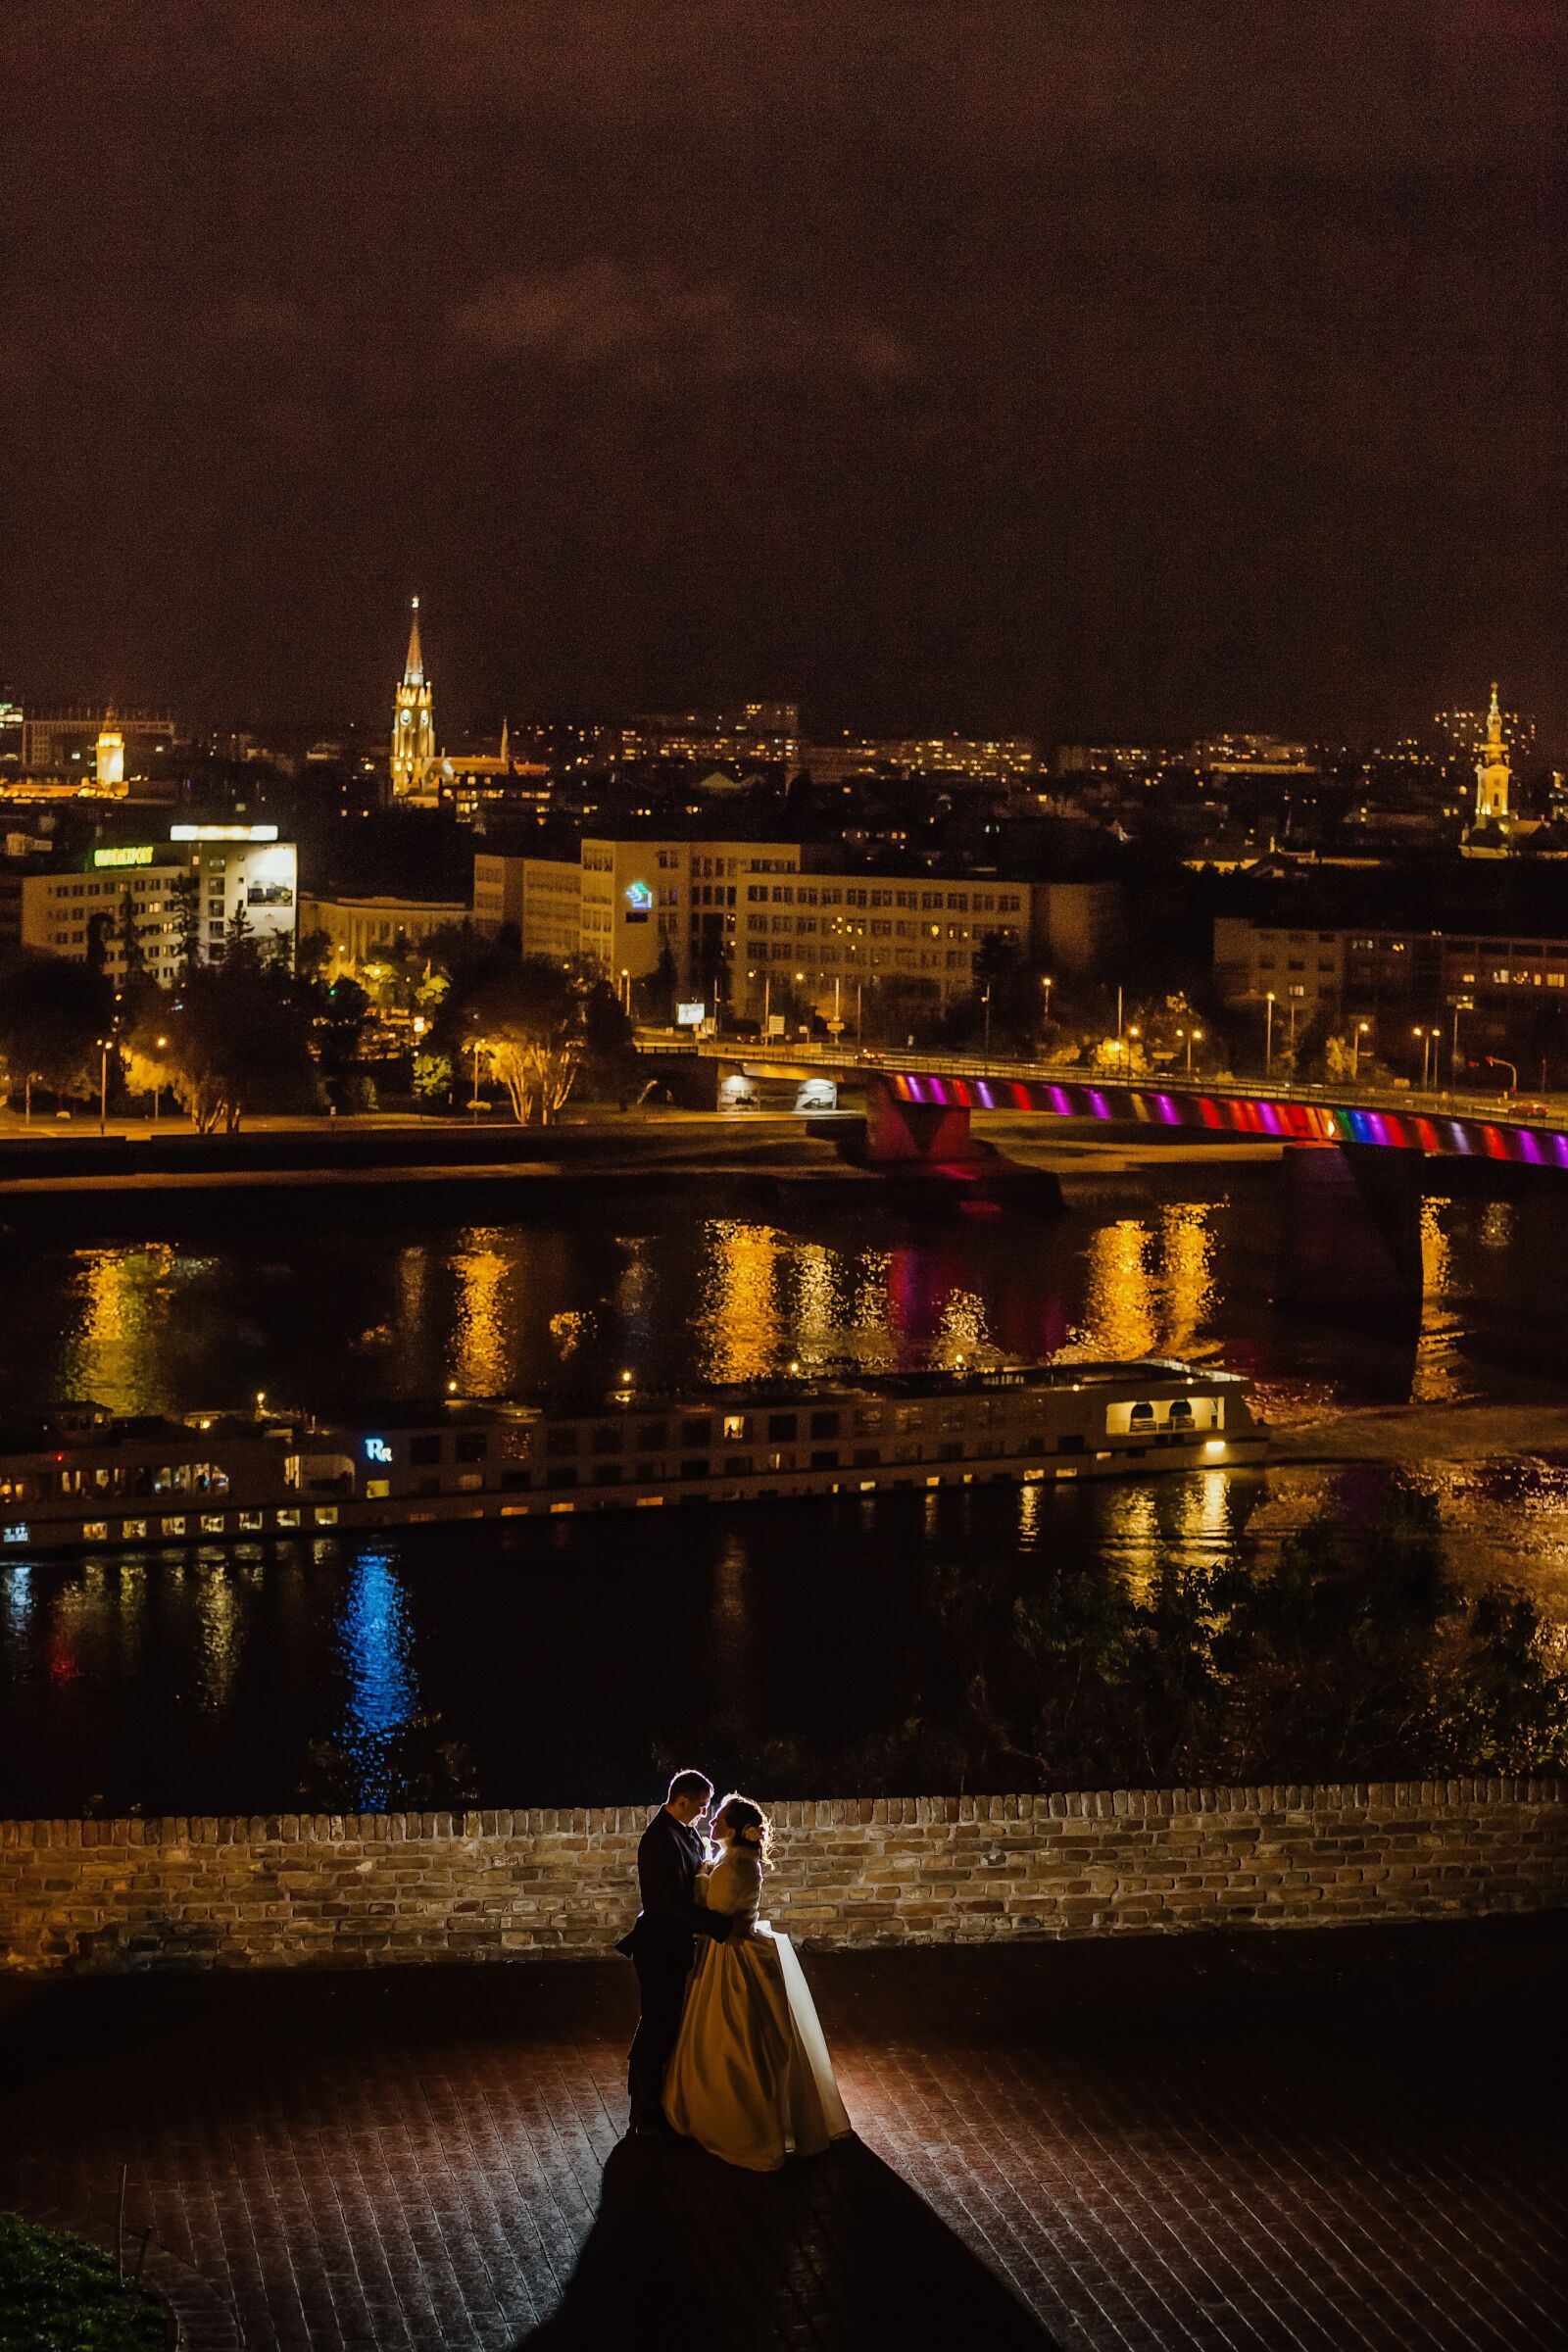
[[314, 977, 371, 1090], [295, 929, 333, 987], [115, 889, 149, 994], [0, 954, 112, 1103], [580, 979, 637, 1104], [466, 958, 585, 1125], [938, 1482, 1568, 1789], [172, 871, 202, 977], [638, 940, 678, 1027], [124, 961, 318, 1133]]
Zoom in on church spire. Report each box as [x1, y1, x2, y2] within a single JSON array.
[[1474, 679, 1511, 825], [390, 597, 436, 803]]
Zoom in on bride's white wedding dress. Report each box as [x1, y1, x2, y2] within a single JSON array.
[[662, 1843, 853, 2171]]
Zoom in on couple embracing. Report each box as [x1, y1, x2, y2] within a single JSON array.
[[618, 1769, 852, 2171]]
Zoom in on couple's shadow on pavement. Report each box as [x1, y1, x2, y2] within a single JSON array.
[[525, 2131, 1054, 2347]]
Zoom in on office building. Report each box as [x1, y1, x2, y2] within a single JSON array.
[[20, 825, 297, 985]]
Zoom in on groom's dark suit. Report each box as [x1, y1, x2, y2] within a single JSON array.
[[617, 1806, 732, 2129]]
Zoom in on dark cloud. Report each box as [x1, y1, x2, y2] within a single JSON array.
[[446, 260, 910, 388], [0, 1, 1563, 737]]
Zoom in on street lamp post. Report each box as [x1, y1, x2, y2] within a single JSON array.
[[1485, 1054, 1517, 1098], [1351, 1019, 1370, 1080], [1450, 998, 1472, 1086], [1264, 992, 1276, 1076], [467, 1036, 486, 1121], [1184, 1027, 1203, 1076], [96, 1038, 110, 1136], [152, 1034, 169, 1123], [981, 983, 993, 1056]]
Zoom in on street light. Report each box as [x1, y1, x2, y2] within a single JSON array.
[[1412, 1026, 1435, 1090], [466, 1035, 486, 1120], [96, 1037, 111, 1136], [152, 1034, 169, 1124], [1038, 973, 1053, 1061], [1485, 1054, 1517, 1098], [1350, 1018, 1370, 1081], [981, 983, 993, 1055], [1264, 991, 1276, 1077], [1184, 1026, 1203, 1076], [1450, 997, 1473, 1086]]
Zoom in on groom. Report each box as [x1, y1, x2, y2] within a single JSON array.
[[617, 1768, 733, 2134]]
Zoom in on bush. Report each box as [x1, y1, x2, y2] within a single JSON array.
[[0, 2212, 168, 2349]]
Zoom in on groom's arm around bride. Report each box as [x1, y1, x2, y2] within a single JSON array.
[[618, 1769, 732, 2133]]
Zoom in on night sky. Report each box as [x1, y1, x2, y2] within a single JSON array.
[[3, 2, 1564, 743]]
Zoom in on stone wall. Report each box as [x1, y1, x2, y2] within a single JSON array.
[[1, 1781, 1564, 1975]]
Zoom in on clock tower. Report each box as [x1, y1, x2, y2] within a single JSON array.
[[390, 597, 437, 803]]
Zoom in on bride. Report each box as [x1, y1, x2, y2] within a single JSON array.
[[662, 1794, 853, 2171]]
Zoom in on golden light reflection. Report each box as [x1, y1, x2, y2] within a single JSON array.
[[452, 1231, 515, 1395], [851, 1251, 892, 1346], [1480, 1202, 1515, 1250], [1017, 1482, 1042, 1544], [1074, 1220, 1156, 1360], [1102, 1483, 1159, 1602], [1155, 1204, 1215, 1353], [696, 1222, 783, 1382], [194, 1557, 240, 1710], [936, 1290, 991, 1366], [1419, 1200, 1451, 1296], [549, 1309, 594, 1360], [61, 1248, 184, 1415], [793, 1245, 843, 1353]]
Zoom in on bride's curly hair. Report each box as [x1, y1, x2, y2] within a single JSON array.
[[715, 1794, 771, 1863]]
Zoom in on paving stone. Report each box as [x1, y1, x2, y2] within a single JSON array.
[[0, 1919, 1564, 2347]]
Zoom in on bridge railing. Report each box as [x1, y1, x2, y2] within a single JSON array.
[[633, 1030, 1557, 1132]]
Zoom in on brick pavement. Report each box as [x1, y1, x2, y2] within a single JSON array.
[[0, 1919, 1564, 2350]]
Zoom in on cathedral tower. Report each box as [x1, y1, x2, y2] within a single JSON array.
[[1474, 681, 1511, 822], [390, 597, 437, 803]]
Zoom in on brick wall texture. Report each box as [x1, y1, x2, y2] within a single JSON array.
[[1, 1781, 1564, 1975]]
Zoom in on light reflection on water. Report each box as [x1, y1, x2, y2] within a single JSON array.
[[2, 1564, 30, 1639], [337, 1551, 419, 1809], [8, 1186, 1568, 1427], [6, 1456, 1568, 1816]]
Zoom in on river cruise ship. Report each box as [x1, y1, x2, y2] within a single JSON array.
[[0, 1360, 1266, 1556]]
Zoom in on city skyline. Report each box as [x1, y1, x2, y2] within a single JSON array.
[[3, 3, 1564, 742]]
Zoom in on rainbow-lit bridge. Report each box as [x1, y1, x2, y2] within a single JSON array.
[[641, 1035, 1568, 1314]]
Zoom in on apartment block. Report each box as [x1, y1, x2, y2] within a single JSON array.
[[474, 838, 1032, 1014]]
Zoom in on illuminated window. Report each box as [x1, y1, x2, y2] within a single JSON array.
[[722, 1414, 747, 1441]]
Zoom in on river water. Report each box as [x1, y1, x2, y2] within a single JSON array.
[[3, 1166, 1568, 1814]]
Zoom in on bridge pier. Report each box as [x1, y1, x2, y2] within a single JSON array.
[[861, 1089, 988, 1170], [1274, 1144, 1425, 1322]]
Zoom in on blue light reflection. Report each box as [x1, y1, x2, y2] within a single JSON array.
[[336, 1551, 418, 1809]]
